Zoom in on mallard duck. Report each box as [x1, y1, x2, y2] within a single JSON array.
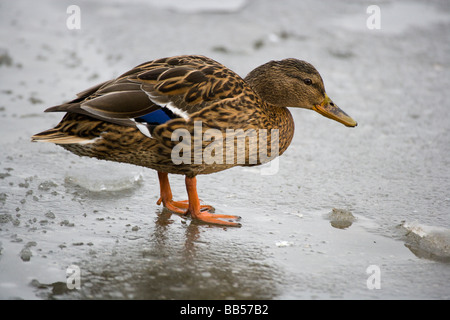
[[31, 55, 357, 227]]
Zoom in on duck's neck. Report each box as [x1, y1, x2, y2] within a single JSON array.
[[264, 104, 294, 156], [244, 72, 295, 156]]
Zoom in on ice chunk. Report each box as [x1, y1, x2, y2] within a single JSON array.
[[65, 170, 144, 192], [325, 208, 356, 229], [19, 242, 37, 262], [401, 221, 450, 262], [276, 241, 294, 247]]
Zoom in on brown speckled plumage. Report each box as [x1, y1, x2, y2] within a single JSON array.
[[32, 55, 356, 226]]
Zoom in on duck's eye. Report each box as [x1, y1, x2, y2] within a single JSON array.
[[303, 78, 312, 85]]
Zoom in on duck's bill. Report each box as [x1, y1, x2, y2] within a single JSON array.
[[313, 95, 357, 127]]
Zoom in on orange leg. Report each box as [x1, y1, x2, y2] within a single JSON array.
[[184, 176, 241, 227], [156, 172, 213, 214]]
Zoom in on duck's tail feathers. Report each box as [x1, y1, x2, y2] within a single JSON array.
[[31, 129, 98, 145]]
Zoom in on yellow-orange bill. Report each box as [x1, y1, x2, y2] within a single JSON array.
[[313, 95, 357, 127]]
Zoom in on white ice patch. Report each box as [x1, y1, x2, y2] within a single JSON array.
[[401, 221, 450, 260], [65, 169, 144, 192], [275, 241, 294, 247], [143, 0, 247, 13]]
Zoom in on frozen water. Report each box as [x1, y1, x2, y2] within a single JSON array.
[[336, 2, 450, 34], [325, 208, 357, 229], [1, 0, 450, 300], [64, 170, 144, 193], [401, 221, 450, 261], [144, 0, 247, 13]]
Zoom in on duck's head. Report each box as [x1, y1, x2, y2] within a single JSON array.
[[245, 58, 357, 127]]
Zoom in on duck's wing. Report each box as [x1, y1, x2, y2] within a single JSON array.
[[44, 55, 252, 137]]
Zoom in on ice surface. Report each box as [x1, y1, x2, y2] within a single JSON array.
[[336, 2, 450, 34], [275, 241, 294, 247], [1, 0, 450, 300], [64, 170, 144, 193], [144, 0, 247, 13], [401, 221, 450, 261], [325, 208, 357, 229]]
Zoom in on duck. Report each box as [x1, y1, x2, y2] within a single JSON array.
[[31, 55, 357, 227]]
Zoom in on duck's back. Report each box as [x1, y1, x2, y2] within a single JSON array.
[[31, 55, 286, 176]]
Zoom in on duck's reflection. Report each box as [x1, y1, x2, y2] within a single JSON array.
[[146, 209, 280, 299], [154, 208, 229, 259], [39, 209, 280, 299]]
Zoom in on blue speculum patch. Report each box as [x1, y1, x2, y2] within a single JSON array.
[[136, 108, 172, 124]]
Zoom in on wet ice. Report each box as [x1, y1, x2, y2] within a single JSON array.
[[1, 0, 450, 300]]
